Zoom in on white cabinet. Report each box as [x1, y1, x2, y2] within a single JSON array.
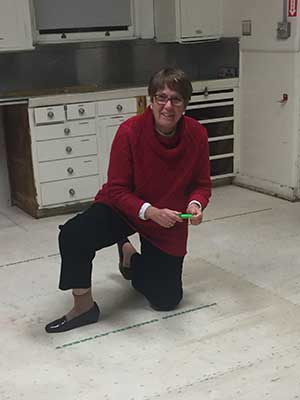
[[0, 0, 33, 51], [186, 80, 239, 181], [29, 101, 100, 213], [154, 0, 222, 43], [3, 94, 139, 217], [29, 102, 100, 215]]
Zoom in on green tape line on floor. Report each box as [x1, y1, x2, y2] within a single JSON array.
[[55, 303, 217, 350], [56, 318, 159, 349], [161, 302, 217, 320]]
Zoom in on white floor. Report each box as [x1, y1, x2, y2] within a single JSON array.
[[1, 185, 300, 400]]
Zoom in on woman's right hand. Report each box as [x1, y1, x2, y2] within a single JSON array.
[[145, 206, 183, 228]]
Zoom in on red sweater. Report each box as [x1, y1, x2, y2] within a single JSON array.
[[95, 107, 211, 256]]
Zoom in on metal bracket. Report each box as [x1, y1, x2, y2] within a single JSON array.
[[277, 0, 291, 39]]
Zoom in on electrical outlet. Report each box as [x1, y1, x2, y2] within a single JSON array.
[[242, 20, 252, 36], [218, 66, 236, 78]]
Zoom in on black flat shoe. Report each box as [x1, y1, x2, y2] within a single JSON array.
[[117, 238, 135, 280], [45, 302, 100, 333], [150, 303, 178, 312]]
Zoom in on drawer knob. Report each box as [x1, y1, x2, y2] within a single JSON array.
[[66, 146, 72, 154], [47, 111, 54, 119], [67, 167, 74, 174], [69, 188, 75, 196], [203, 86, 209, 97], [116, 104, 123, 112], [64, 127, 70, 135], [78, 107, 85, 115]]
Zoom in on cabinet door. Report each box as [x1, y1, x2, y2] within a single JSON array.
[[32, 0, 135, 43], [98, 114, 134, 185], [0, 0, 33, 51], [179, 0, 221, 39]]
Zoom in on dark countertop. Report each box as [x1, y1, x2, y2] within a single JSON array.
[[0, 78, 239, 107], [0, 83, 149, 101]]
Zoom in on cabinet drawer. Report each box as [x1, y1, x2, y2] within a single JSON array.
[[40, 175, 99, 206], [66, 102, 96, 120], [204, 121, 234, 138], [36, 136, 98, 162], [210, 157, 234, 177], [38, 156, 99, 183], [209, 139, 234, 156], [186, 105, 234, 121], [98, 98, 137, 116], [34, 106, 65, 125], [34, 120, 96, 141]]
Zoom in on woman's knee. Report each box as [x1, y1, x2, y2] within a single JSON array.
[[58, 215, 83, 249], [149, 290, 183, 311]]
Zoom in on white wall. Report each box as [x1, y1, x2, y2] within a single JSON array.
[[223, 0, 300, 51], [231, 0, 300, 199], [0, 109, 10, 209], [239, 52, 298, 186]]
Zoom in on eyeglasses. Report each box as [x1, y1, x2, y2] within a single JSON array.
[[154, 94, 184, 106]]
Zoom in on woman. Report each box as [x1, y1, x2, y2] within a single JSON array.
[[45, 67, 211, 333]]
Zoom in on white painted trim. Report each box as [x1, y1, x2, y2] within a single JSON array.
[[234, 174, 297, 201], [210, 153, 234, 160], [211, 173, 235, 180], [0, 109, 11, 207], [208, 135, 234, 142], [199, 117, 234, 124]]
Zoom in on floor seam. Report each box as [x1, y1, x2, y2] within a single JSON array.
[[203, 207, 273, 223], [0, 253, 59, 269]]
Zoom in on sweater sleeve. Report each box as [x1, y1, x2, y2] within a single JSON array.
[[106, 124, 145, 219], [187, 126, 212, 209]]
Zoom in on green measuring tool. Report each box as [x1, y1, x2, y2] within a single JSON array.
[[179, 213, 193, 219]]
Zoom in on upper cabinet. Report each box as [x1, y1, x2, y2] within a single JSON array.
[[154, 0, 222, 43], [134, 0, 155, 39], [31, 0, 137, 44], [0, 0, 34, 52]]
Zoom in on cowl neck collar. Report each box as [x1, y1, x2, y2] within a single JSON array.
[[143, 107, 186, 158]]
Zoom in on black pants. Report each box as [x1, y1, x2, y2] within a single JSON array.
[[58, 203, 184, 310]]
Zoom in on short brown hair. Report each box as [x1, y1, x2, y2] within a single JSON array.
[[148, 67, 193, 106]]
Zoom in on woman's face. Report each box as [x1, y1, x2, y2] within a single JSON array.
[[151, 85, 186, 133]]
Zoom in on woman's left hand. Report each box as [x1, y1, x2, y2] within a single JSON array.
[[186, 203, 203, 225]]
